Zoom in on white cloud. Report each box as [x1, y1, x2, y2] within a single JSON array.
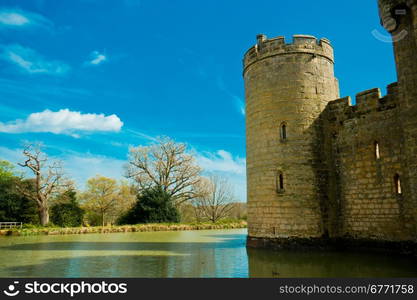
[[125, 128, 158, 142], [86, 51, 107, 66], [67, 148, 247, 201], [233, 95, 245, 116], [0, 109, 124, 136], [195, 149, 246, 175], [216, 75, 245, 117], [0, 8, 52, 30], [0, 144, 247, 201], [0, 11, 29, 26], [0, 44, 70, 75], [63, 153, 125, 188], [0, 146, 25, 166], [195, 149, 246, 201]]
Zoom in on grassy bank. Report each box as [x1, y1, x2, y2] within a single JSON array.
[[0, 220, 247, 236]]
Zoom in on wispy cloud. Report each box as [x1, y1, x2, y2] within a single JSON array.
[[63, 153, 125, 187], [0, 8, 52, 30], [0, 79, 94, 121], [195, 149, 246, 201], [125, 128, 158, 142], [0, 11, 29, 26], [233, 95, 245, 116], [0, 78, 92, 109], [216, 75, 245, 116], [0, 109, 124, 137], [195, 149, 246, 175], [85, 51, 107, 66], [123, 133, 245, 175], [0, 44, 70, 75], [0, 143, 246, 201], [0, 146, 125, 189], [0, 146, 25, 166]]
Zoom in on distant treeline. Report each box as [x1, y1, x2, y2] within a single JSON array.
[[0, 137, 246, 227]]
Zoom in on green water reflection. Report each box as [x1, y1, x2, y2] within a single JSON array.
[[0, 229, 416, 277]]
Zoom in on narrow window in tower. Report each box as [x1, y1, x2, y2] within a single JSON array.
[[276, 172, 284, 193], [280, 123, 287, 141], [375, 142, 380, 159], [279, 173, 284, 190], [394, 174, 402, 195]]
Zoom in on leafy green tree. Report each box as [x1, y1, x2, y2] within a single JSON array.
[[80, 176, 135, 226], [50, 190, 84, 227], [0, 160, 16, 179], [118, 186, 180, 224], [0, 161, 38, 223]]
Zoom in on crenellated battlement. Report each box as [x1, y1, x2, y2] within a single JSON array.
[[327, 96, 353, 112], [326, 82, 399, 123], [243, 34, 334, 74], [356, 88, 382, 111]]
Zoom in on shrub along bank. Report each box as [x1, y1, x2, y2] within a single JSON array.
[[0, 220, 247, 236]]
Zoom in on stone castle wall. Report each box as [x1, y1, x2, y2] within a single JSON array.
[[385, 0, 417, 243], [245, 0, 417, 248], [244, 35, 339, 239], [322, 84, 415, 241]]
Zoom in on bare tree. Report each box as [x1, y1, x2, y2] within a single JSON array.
[[125, 137, 201, 205], [229, 202, 247, 220], [18, 143, 69, 225], [192, 175, 236, 223]]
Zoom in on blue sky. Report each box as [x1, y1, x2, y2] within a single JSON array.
[[0, 0, 396, 201]]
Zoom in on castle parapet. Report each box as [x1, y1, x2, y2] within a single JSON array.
[[356, 88, 381, 111], [326, 82, 399, 122], [378, 82, 398, 110], [386, 81, 398, 95], [243, 34, 334, 74], [327, 96, 352, 112]]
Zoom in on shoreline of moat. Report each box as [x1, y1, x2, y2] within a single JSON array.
[[0, 221, 247, 237], [247, 236, 417, 258]]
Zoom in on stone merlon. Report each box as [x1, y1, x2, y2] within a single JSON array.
[[243, 34, 334, 75]]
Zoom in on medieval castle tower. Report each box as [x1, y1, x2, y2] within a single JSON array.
[[244, 0, 417, 248]]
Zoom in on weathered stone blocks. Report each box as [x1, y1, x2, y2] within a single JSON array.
[[244, 0, 417, 252]]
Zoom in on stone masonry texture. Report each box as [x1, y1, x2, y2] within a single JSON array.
[[244, 0, 417, 249]]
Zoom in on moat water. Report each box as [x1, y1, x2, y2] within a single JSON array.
[[0, 228, 416, 277]]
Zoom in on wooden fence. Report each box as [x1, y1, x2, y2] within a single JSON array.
[[0, 222, 23, 229]]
